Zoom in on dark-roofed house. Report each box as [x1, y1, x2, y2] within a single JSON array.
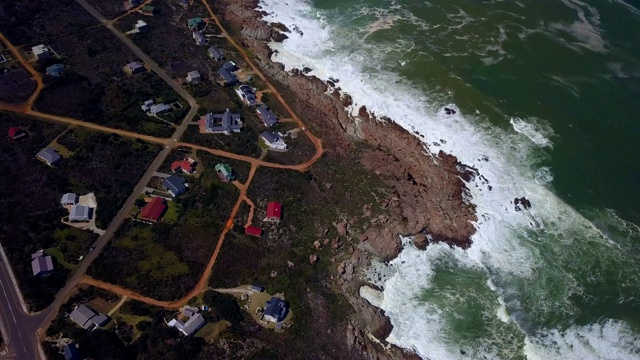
[[69, 204, 91, 222], [69, 304, 110, 330], [256, 105, 279, 127], [139, 197, 167, 223], [215, 163, 234, 182], [202, 109, 242, 134], [61, 193, 78, 207], [245, 226, 263, 237], [124, 61, 145, 75], [46, 63, 65, 77], [63, 343, 81, 360], [219, 68, 238, 86], [187, 17, 204, 30], [260, 131, 287, 150], [8, 127, 27, 141], [163, 175, 187, 197], [31, 250, 54, 277], [223, 61, 239, 72], [236, 85, 257, 106], [193, 31, 207, 45], [167, 313, 206, 336], [32, 44, 50, 61], [208, 46, 224, 61], [266, 202, 282, 222], [250, 284, 264, 293], [37, 147, 61, 166], [263, 296, 289, 323]]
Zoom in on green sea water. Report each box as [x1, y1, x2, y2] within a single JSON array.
[[258, 0, 640, 358]]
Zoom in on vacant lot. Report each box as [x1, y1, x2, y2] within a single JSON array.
[[0, 0, 98, 47], [89, 151, 241, 300], [28, 25, 186, 137], [0, 67, 36, 103]]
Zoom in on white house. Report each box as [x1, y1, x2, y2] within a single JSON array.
[[186, 70, 201, 83], [141, 99, 154, 112], [32, 44, 50, 61], [150, 103, 171, 115], [135, 20, 148, 31], [193, 31, 207, 45], [261, 131, 288, 151]]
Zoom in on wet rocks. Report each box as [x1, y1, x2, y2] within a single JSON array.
[[413, 233, 428, 250], [514, 197, 532, 211], [444, 107, 457, 116]]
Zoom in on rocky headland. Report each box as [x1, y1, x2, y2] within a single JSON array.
[[213, 1, 478, 358]]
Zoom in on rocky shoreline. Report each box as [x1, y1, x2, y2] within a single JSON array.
[[213, 0, 478, 358]]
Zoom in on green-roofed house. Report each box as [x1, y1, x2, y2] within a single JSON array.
[[215, 163, 234, 182], [187, 17, 205, 31], [140, 5, 155, 15]]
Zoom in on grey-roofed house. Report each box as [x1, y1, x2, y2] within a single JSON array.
[[263, 296, 289, 323], [32, 44, 50, 61], [46, 63, 65, 77], [61, 193, 78, 206], [250, 284, 264, 293], [208, 46, 224, 61], [236, 85, 257, 106], [163, 175, 187, 197], [37, 147, 61, 166], [223, 61, 239, 72], [183, 306, 198, 317], [31, 250, 54, 277], [256, 105, 279, 127], [124, 61, 145, 74], [186, 70, 202, 83], [168, 313, 206, 336], [219, 68, 238, 86], [193, 31, 207, 45], [69, 304, 110, 330], [261, 131, 288, 151], [203, 109, 242, 134], [150, 103, 171, 115], [63, 343, 81, 360], [69, 204, 91, 222]]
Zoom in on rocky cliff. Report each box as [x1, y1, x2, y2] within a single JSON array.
[[213, 1, 478, 358]]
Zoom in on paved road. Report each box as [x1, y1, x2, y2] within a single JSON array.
[[0, 250, 44, 360]]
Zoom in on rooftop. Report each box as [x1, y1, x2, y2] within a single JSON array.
[[245, 226, 263, 237], [256, 105, 278, 126], [163, 175, 187, 196], [37, 147, 61, 164], [264, 296, 289, 322], [203, 109, 242, 133], [266, 202, 282, 219], [140, 197, 167, 222], [31, 253, 54, 276]]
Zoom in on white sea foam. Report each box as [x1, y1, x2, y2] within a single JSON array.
[[257, 0, 640, 358]]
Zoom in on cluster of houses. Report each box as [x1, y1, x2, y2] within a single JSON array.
[[244, 201, 281, 237]]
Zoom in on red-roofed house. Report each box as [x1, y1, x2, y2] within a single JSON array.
[[8, 127, 27, 141], [140, 197, 167, 223], [245, 226, 263, 237], [171, 159, 195, 174], [265, 202, 282, 222]]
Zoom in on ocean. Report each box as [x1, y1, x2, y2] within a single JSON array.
[[255, 0, 640, 358]]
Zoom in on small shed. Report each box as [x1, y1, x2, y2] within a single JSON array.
[[245, 226, 263, 237]]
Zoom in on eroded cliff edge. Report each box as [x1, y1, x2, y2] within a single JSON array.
[[214, 1, 478, 358]]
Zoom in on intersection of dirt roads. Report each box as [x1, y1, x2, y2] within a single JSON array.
[[0, 0, 324, 354]]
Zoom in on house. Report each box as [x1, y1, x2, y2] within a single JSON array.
[[171, 159, 195, 174], [124, 61, 145, 75], [187, 17, 205, 31], [260, 131, 287, 150], [150, 103, 171, 115], [266, 202, 282, 222], [250, 284, 264, 293], [69, 204, 91, 222], [167, 313, 206, 336], [208, 46, 224, 61], [186, 70, 202, 83], [223, 61, 239, 72], [236, 85, 257, 106], [163, 175, 187, 196], [202, 109, 242, 134], [218, 68, 238, 86], [140, 197, 167, 223], [37, 147, 61, 166], [61, 193, 78, 207], [135, 19, 148, 31], [193, 31, 207, 45], [69, 304, 110, 330], [63, 343, 81, 360], [263, 296, 289, 323], [256, 105, 279, 127], [141, 99, 154, 112], [245, 226, 263, 237], [140, 5, 155, 15], [183, 306, 199, 317], [31, 250, 54, 277], [215, 163, 234, 182], [46, 63, 65, 77], [32, 44, 50, 61], [8, 127, 27, 141]]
